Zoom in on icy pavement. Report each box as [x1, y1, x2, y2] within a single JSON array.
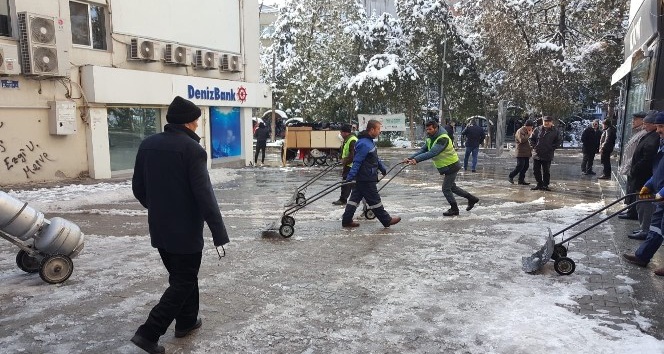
[[1, 149, 663, 353]]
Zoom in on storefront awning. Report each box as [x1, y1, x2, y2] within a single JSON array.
[[611, 53, 633, 85]]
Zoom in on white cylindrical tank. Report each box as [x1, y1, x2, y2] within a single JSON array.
[[0, 191, 45, 241], [34, 217, 84, 257]]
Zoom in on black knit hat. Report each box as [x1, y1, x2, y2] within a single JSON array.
[[524, 120, 534, 127], [340, 125, 352, 133], [166, 96, 201, 124]]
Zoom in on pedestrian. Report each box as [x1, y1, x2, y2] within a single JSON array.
[[528, 116, 561, 191], [131, 96, 230, 354], [461, 120, 485, 172], [623, 112, 664, 277], [332, 124, 358, 205], [341, 119, 401, 228], [580, 119, 601, 175], [597, 120, 617, 179], [508, 119, 534, 185], [619, 111, 650, 220], [627, 113, 660, 240], [254, 122, 270, 166], [405, 120, 479, 216], [444, 120, 455, 146]]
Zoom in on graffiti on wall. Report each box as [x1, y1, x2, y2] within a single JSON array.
[[0, 122, 55, 180]]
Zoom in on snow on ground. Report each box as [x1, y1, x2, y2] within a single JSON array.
[[1, 166, 664, 352]]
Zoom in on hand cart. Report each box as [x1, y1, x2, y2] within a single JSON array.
[[522, 193, 653, 275], [285, 162, 341, 207], [0, 191, 84, 284]]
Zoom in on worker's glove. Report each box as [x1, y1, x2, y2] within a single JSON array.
[[639, 186, 653, 199]]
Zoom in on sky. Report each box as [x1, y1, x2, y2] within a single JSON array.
[[2, 164, 664, 352]]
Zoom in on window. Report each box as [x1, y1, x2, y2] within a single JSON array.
[[0, 0, 10, 37], [107, 108, 161, 171], [69, 1, 107, 50]]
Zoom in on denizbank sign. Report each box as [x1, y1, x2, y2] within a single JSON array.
[[187, 84, 248, 104]]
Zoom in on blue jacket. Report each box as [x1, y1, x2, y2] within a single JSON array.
[[644, 140, 664, 196], [346, 131, 387, 182]]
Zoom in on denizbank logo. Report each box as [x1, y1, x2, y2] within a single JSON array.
[[187, 84, 248, 104]]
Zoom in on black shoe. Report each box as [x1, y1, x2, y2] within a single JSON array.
[[618, 214, 638, 220], [471, 170, 476, 173], [331, 200, 346, 205], [518, 181, 530, 185], [540, 186, 552, 191], [587, 171, 596, 175], [342, 222, 360, 228], [632, 229, 643, 234], [466, 197, 479, 211], [531, 185, 542, 190], [443, 208, 459, 216], [131, 335, 165, 354], [628, 232, 648, 240], [622, 253, 648, 267], [174, 318, 203, 338], [508, 176, 514, 184]]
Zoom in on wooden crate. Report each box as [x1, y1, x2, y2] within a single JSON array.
[[296, 131, 311, 148], [326, 131, 342, 148], [310, 131, 327, 148]]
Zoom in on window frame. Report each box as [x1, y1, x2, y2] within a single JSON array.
[[69, 0, 108, 50], [0, 0, 11, 37]]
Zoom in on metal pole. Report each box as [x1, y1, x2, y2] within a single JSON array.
[[270, 52, 277, 142], [439, 40, 446, 124]]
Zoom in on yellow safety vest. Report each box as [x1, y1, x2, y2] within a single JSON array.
[[427, 133, 458, 168], [342, 135, 358, 167]]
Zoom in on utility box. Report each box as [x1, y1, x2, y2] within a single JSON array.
[[49, 101, 77, 135]]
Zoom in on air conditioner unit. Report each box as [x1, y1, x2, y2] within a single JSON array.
[[229, 55, 243, 72], [17, 12, 69, 76], [194, 50, 218, 70], [0, 44, 21, 75], [163, 44, 191, 66], [219, 54, 230, 71], [129, 38, 160, 61]]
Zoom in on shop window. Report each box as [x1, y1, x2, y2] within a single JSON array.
[[107, 108, 161, 171], [69, 1, 107, 50], [0, 0, 10, 37]]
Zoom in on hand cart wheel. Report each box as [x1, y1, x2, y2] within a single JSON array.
[[553, 257, 575, 276], [551, 244, 568, 260], [281, 215, 295, 226], [364, 209, 376, 220], [16, 250, 40, 273], [303, 154, 315, 166], [39, 254, 74, 284], [279, 224, 294, 238]]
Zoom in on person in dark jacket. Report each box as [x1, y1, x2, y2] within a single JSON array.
[[508, 120, 534, 185], [444, 121, 455, 146], [623, 112, 664, 277], [131, 96, 230, 354], [461, 121, 485, 172], [254, 122, 270, 166], [333, 125, 358, 205], [529, 116, 561, 191], [619, 111, 650, 219], [597, 120, 617, 179], [405, 120, 479, 216], [341, 119, 401, 228], [626, 114, 660, 239], [580, 119, 601, 175]]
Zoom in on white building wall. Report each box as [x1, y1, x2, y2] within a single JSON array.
[[0, 0, 270, 186]]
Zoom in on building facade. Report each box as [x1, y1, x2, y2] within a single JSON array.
[[0, 0, 270, 186]]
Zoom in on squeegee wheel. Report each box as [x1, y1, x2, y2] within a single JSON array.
[[16, 250, 40, 273], [39, 254, 74, 284], [279, 224, 294, 238], [554, 257, 576, 276], [281, 215, 295, 226], [364, 209, 376, 220]]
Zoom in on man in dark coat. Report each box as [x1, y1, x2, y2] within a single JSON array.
[[254, 122, 270, 166], [461, 120, 485, 172], [529, 116, 561, 191], [131, 96, 230, 354], [598, 120, 617, 179], [580, 119, 601, 175]]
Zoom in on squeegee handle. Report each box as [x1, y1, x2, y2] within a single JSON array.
[[551, 193, 639, 238]]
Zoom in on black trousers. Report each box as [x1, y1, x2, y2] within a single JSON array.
[[600, 150, 612, 176], [254, 140, 267, 164], [581, 152, 595, 173], [135, 249, 202, 342], [509, 157, 530, 182], [342, 181, 391, 226], [339, 166, 352, 202], [533, 159, 552, 187]]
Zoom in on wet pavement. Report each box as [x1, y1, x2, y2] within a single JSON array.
[[0, 147, 663, 353]]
